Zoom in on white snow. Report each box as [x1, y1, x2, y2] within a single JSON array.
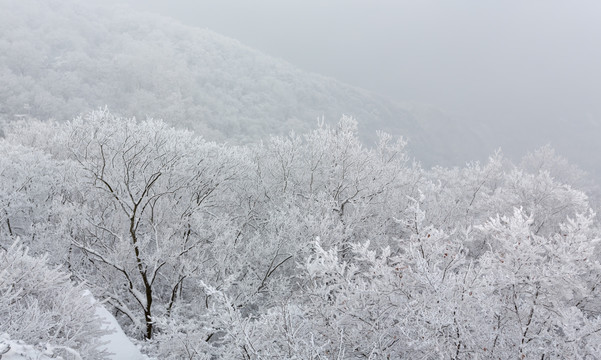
[[88, 292, 146, 360]]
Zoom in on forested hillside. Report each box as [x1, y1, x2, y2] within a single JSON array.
[[1, 110, 600, 359], [0, 0, 485, 166]]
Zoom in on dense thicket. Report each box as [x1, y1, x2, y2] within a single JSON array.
[[0, 242, 111, 359], [1, 110, 600, 359]]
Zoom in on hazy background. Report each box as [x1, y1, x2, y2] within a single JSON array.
[[105, 0, 601, 174]]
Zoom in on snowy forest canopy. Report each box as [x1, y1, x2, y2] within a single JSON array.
[[1, 110, 601, 359]]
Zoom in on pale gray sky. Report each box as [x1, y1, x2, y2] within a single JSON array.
[[104, 0, 601, 171], [105, 1, 601, 112]]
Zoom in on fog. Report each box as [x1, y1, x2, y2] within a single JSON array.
[[102, 0, 601, 175], [103, 1, 601, 111]]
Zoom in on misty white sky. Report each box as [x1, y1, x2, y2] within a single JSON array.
[[104, 0, 601, 166], [106, 0, 601, 114]]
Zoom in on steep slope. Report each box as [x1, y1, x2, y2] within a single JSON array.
[[0, 0, 483, 166]]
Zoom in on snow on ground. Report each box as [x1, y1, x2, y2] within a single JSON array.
[[88, 292, 146, 360], [95, 303, 146, 360]]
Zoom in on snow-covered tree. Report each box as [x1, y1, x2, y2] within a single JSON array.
[[0, 240, 111, 359], [2, 109, 599, 358], [58, 110, 247, 339]]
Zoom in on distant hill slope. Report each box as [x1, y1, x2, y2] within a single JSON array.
[[0, 0, 483, 166]]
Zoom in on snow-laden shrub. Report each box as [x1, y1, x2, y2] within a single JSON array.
[[0, 333, 66, 360], [0, 240, 111, 359]]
